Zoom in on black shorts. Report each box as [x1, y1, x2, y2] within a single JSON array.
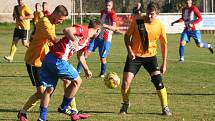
[[123, 56, 159, 75], [13, 28, 28, 40], [26, 63, 41, 87]]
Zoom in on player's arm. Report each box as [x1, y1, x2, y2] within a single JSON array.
[[19, 6, 34, 20], [124, 34, 135, 61], [12, 6, 16, 21], [192, 7, 202, 24], [171, 8, 185, 26], [63, 26, 79, 42], [77, 50, 92, 79], [159, 25, 168, 74], [103, 22, 117, 31]]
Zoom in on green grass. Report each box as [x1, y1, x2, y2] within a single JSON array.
[[0, 23, 215, 121]]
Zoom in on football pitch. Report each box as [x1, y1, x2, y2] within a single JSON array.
[[0, 22, 215, 121]]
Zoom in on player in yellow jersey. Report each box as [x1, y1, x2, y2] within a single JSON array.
[[17, 5, 77, 121], [119, 2, 172, 116], [30, 3, 44, 41], [4, 0, 33, 62]]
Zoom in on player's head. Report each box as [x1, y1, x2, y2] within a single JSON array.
[[17, 0, 24, 6], [88, 19, 103, 39], [42, 2, 48, 10], [105, 0, 113, 11], [146, 2, 160, 23], [35, 3, 42, 11], [136, 2, 142, 8], [186, 0, 193, 7], [51, 5, 68, 24]]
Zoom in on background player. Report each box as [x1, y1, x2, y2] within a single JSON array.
[[77, 0, 117, 77], [171, 0, 213, 62], [42, 2, 51, 16], [4, 0, 33, 62], [38, 19, 102, 121], [119, 2, 172, 116]]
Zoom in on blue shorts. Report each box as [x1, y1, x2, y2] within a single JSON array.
[[87, 37, 111, 58], [180, 29, 201, 45], [39, 53, 79, 88]]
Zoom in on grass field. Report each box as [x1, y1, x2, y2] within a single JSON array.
[[0, 22, 215, 121]]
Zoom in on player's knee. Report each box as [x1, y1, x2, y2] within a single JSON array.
[[180, 40, 186, 46], [151, 74, 164, 90]]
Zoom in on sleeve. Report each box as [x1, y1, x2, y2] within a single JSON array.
[[192, 6, 202, 24], [175, 8, 185, 23], [125, 19, 135, 36], [74, 25, 83, 36], [25, 5, 33, 16], [42, 18, 56, 40], [159, 22, 168, 45], [110, 11, 117, 24]]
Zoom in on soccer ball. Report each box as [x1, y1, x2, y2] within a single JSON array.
[[104, 72, 120, 89]]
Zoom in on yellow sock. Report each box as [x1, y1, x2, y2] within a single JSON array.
[[157, 87, 168, 109], [23, 94, 40, 111], [121, 87, 131, 104], [9, 44, 17, 59], [68, 97, 77, 110]]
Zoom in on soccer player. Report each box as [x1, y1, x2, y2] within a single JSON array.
[[30, 3, 44, 41], [77, 0, 117, 77], [171, 0, 213, 62], [37, 19, 102, 121], [132, 2, 143, 15], [17, 5, 77, 121], [4, 0, 33, 62], [119, 2, 172, 116], [42, 2, 51, 17]]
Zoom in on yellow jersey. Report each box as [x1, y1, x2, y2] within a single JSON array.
[[15, 4, 33, 30], [125, 16, 167, 57], [33, 11, 44, 25], [25, 17, 56, 67]]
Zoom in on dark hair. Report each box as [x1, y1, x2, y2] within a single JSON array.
[[147, 2, 160, 13], [53, 5, 68, 16], [105, 0, 112, 2], [88, 19, 102, 29], [42, 2, 48, 6]]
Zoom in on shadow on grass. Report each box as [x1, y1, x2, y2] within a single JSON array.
[[0, 108, 19, 112], [104, 92, 215, 96]]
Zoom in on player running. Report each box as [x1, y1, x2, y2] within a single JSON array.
[[171, 0, 213, 62], [4, 0, 33, 62], [37, 19, 102, 121], [77, 0, 117, 77], [119, 2, 172, 116]]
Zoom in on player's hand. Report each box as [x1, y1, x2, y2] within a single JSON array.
[[128, 52, 135, 61], [84, 69, 92, 79], [160, 64, 166, 74], [171, 22, 174, 26], [19, 16, 24, 20], [71, 39, 79, 51]]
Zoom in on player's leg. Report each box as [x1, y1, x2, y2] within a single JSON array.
[[98, 40, 111, 77], [120, 56, 141, 114], [21, 30, 29, 48], [38, 87, 55, 121], [18, 64, 45, 121], [144, 56, 171, 116], [179, 30, 189, 62], [192, 30, 213, 54], [4, 28, 20, 62]]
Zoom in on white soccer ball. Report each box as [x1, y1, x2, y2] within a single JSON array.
[[104, 72, 120, 89]]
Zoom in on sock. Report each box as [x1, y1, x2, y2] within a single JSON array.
[[101, 63, 106, 75], [179, 45, 185, 59], [39, 106, 48, 121], [121, 87, 130, 104], [77, 62, 82, 73], [157, 87, 168, 109], [201, 42, 210, 48], [60, 96, 73, 110], [9, 44, 17, 59], [23, 94, 40, 111], [68, 97, 77, 110]]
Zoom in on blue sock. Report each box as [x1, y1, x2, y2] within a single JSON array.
[[101, 63, 106, 74], [179, 45, 185, 59], [60, 96, 73, 110], [201, 42, 209, 48], [77, 62, 82, 73], [39, 106, 48, 121]]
